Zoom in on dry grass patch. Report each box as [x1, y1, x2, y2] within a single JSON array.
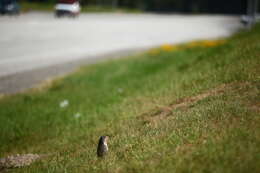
[[140, 82, 252, 125]]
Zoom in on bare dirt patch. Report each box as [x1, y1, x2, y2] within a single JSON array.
[[0, 154, 49, 171]]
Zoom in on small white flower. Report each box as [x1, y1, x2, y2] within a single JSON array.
[[60, 100, 69, 108], [74, 113, 81, 119], [117, 88, 123, 93]]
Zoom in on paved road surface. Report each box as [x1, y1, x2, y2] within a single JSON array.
[[0, 13, 243, 94]]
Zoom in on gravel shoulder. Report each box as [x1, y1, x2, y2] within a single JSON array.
[[0, 48, 145, 94]]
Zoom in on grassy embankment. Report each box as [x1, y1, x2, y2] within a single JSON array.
[[20, 2, 141, 13], [0, 24, 259, 172]]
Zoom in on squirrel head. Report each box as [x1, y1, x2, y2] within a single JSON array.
[[100, 136, 109, 144]]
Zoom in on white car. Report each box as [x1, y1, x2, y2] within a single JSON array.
[[55, 0, 80, 17]]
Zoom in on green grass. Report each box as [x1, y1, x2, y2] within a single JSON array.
[[81, 5, 141, 13], [20, 2, 55, 12], [20, 2, 141, 13], [0, 24, 260, 173]]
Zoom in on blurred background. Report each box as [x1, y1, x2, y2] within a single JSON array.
[[0, 0, 259, 14], [0, 0, 259, 93]]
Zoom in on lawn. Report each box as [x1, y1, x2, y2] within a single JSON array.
[[0, 24, 259, 173]]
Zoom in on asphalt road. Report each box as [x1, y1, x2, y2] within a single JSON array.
[[0, 13, 243, 94]]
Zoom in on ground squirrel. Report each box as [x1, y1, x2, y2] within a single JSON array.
[[97, 136, 109, 157]]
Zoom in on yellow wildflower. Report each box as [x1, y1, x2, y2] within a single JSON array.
[[161, 44, 178, 52], [186, 40, 226, 48]]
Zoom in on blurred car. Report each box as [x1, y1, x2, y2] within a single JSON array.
[[55, 0, 80, 18], [0, 0, 20, 15], [241, 14, 260, 25]]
